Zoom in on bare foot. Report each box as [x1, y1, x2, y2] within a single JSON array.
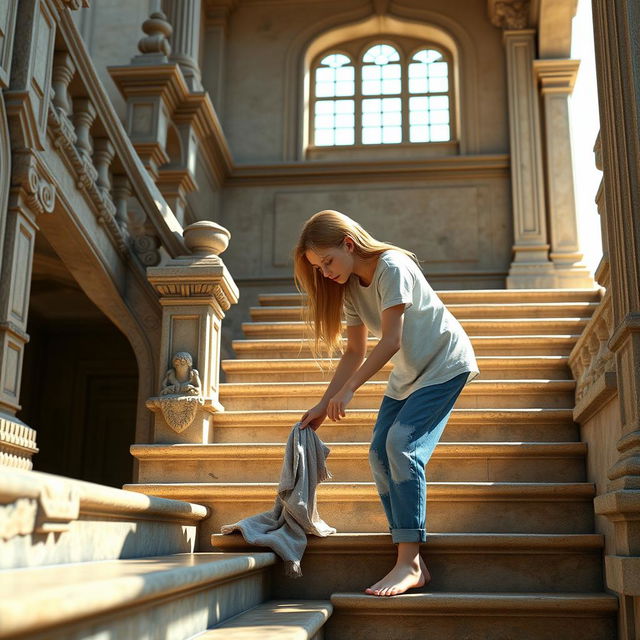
[[419, 555, 432, 585], [365, 558, 425, 597]]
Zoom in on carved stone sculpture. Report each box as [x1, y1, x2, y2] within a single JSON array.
[[160, 352, 202, 396], [147, 352, 204, 433]]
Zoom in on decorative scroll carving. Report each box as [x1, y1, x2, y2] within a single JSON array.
[[12, 153, 55, 215], [35, 482, 80, 534], [489, 0, 530, 29]]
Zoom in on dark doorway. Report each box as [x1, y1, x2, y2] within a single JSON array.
[[18, 235, 139, 488]]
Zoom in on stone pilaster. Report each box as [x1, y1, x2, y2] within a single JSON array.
[[0, 154, 54, 469], [590, 1, 640, 637], [501, 28, 556, 287], [146, 221, 238, 444], [533, 59, 594, 288], [163, 0, 203, 92]]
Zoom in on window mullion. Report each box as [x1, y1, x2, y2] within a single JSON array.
[[402, 57, 409, 143], [355, 63, 362, 145]]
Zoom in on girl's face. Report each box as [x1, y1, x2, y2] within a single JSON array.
[[305, 238, 355, 285]]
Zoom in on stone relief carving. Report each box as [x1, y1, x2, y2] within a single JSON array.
[[160, 352, 202, 396], [12, 154, 55, 216], [0, 498, 38, 540], [147, 352, 205, 433], [489, 0, 530, 29]]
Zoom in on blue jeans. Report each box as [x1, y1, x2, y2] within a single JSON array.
[[368, 372, 469, 544]]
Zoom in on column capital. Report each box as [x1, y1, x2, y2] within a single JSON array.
[[488, 0, 531, 30], [533, 58, 581, 94]]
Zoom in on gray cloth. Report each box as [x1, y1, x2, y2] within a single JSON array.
[[220, 422, 336, 577]]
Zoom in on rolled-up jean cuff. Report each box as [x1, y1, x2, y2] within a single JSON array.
[[391, 528, 426, 543]]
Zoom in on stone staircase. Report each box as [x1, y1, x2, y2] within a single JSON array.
[[127, 288, 619, 639]]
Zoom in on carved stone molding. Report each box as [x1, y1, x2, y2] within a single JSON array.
[[0, 498, 37, 539], [11, 153, 55, 216], [58, 0, 90, 9], [0, 413, 38, 471], [488, 0, 531, 29]]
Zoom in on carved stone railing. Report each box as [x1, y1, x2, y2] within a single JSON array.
[[0, 0, 223, 469]]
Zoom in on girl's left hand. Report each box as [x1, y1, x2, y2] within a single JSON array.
[[327, 387, 354, 421]]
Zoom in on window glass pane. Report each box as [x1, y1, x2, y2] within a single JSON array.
[[362, 112, 382, 127], [336, 100, 355, 113], [410, 125, 429, 142], [429, 77, 448, 93], [363, 80, 380, 95], [362, 128, 382, 144], [315, 100, 334, 114], [335, 128, 355, 145], [413, 49, 442, 64], [315, 129, 334, 145], [430, 61, 448, 77], [315, 114, 334, 129], [363, 44, 400, 64], [409, 62, 427, 78], [381, 78, 401, 94], [410, 96, 428, 111], [431, 109, 449, 124], [382, 111, 401, 126], [430, 124, 450, 141], [410, 109, 429, 125], [409, 78, 428, 94], [363, 98, 381, 112], [382, 127, 402, 143], [382, 64, 401, 79], [315, 67, 334, 84], [362, 65, 381, 81], [315, 82, 334, 98], [429, 95, 449, 110], [320, 53, 352, 68], [382, 98, 401, 112], [336, 66, 354, 82], [335, 113, 354, 128], [336, 81, 354, 96]]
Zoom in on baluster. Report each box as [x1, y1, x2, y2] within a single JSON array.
[[112, 175, 131, 233]]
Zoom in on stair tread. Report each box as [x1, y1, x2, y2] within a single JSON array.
[[329, 591, 618, 613], [212, 531, 604, 552], [132, 442, 587, 460], [0, 552, 276, 637], [199, 600, 332, 639]]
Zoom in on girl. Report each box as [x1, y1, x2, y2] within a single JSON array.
[[295, 210, 479, 597]]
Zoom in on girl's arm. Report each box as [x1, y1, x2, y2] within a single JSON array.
[[299, 323, 367, 429], [326, 304, 404, 420]]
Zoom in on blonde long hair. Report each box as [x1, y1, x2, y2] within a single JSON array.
[[293, 210, 419, 358]]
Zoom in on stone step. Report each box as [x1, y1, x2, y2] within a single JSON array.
[[232, 335, 580, 357], [325, 592, 617, 640], [221, 356, 571, 382], [211, 532, 605, 596], [0, 552, 276, 640], [124, 482, 596, 535], [211, 409, 579, 443], [132, 442, 587, 484], [241, 318, 589, 339], [258, 290, 602, 306], [250, 301, 599, 321], [196, 601, 332, 640], [219, 379, 576, 410], [0, 466, 208, 570]]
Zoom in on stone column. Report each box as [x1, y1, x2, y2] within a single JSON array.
[[590, 2, 640, 638], [0, 155, 55, 469], [533, 59, 594, 288], [163, 0, 203, 91], [503, 29, 555, 288], [146, 221, 238, 444]]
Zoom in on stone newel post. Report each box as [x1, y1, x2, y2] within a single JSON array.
[[146, 221, 238, 443]]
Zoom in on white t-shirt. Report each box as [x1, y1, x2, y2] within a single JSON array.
[[343, 250, 479, 400]]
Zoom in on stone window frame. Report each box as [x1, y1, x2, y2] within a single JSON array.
[[309, 37, 456, 151]]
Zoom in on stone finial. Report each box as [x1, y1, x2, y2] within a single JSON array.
[[134, 11, 172, 64], [183, 221, 230, 256], [488, 0, 530, 29]]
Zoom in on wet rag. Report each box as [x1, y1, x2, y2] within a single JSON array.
[[220, 422, 336, 577]]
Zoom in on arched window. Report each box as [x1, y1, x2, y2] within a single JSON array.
[[311, 40, 452, 147]]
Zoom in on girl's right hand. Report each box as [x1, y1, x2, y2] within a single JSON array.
[[299, 403, 327, 431]]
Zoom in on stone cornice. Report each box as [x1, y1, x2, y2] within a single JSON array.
[[226, 154, 510, 186], [533, 59, 580, 94]]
